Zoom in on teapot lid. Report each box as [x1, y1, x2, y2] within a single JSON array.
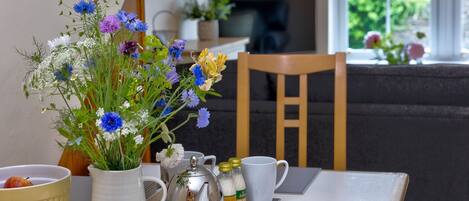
[[183, 155, 213, 177]]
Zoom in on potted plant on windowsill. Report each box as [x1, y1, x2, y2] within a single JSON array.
[[18, 0, 227, 200], [196, 0, 234, 40], [364, 31, 426, 64]]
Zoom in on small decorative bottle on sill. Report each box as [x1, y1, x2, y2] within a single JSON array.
[[229, 157, 247, 201], [218, 162, 237, 201]]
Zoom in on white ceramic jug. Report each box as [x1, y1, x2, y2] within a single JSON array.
[[88, 165, 167, 201]]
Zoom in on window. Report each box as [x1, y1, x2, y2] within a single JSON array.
[[463, 0, 469, 50], [348, 0, 430, 49], [326, 0, 465, 61]]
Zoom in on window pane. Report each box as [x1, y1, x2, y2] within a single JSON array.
[[463, 0, 469, 50], [391, 0, 430, 47], [348, 0, 430, 49], [348, 0, 387, 49]]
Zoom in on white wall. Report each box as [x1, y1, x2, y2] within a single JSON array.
[[0, 0, 122, 167]]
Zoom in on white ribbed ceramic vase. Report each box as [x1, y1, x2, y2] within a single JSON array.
[[88, 165, 167, 201]]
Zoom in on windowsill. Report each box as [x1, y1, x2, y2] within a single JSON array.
[[347, 58, 469, 65], [346, 49, 469, 65]]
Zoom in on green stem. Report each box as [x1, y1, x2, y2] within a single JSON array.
[[170, 113, 197, 133], [57, 86, 76, 119]]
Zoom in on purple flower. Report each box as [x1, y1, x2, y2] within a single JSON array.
[[407, 43, 425, 60], [99, 15, 121, 33], [196, 108, 210, 128], [363, 31, 382, 49], [166, 67, 179, 84], [169, 39, 186, 61], [73, 0, 96, 14], [181, 89, 200, 108], [119, 41, 138, 55], [99, 112, 123, 133], [191, 64, 206, 86]]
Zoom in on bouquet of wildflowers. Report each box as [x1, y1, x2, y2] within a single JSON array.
[[364, 31, 426, 64], [20, 0, 227, 170]]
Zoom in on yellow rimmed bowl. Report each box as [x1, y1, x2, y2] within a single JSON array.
[[0, 164, 71, 201]]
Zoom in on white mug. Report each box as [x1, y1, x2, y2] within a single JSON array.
[[241, 156, 289, 201]]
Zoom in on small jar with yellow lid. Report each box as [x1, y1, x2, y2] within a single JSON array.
[[218, 162, 237, 201], [229, 158, 247, 201]]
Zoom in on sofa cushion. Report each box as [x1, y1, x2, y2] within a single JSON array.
[[266, 63, 469, 106]]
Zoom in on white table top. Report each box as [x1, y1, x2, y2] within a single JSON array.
[[72, 164, 408, 201], [274, 170, 408, 201]]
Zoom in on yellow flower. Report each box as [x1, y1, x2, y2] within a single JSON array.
[[199, 79, 213, 91], [190, 48, 228, 91]]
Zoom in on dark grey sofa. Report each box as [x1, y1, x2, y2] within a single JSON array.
[[153, 61, 469, 201]]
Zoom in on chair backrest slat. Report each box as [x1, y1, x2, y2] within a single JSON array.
[[236, 52, 347, 170], [247, 54, 336, 75]]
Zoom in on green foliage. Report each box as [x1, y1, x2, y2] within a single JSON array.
[[184, 0, 234, 21], [349, 0, 429, 48]]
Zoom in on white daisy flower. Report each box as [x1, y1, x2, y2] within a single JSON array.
[[134, 135, 144, 145], [138, 109, 149, 123], [77, 38, 96, 49], [136, 85, 143, 93], [121, 120, 138, 136], [48, 35, 70, 50], [102, 132, 117, 142], [95, 119, 102, 128], [155, 144, 184, 168], [96, 108, 105, 117], [122, 101, 130, 109]]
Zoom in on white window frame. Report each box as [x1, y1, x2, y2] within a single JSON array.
[[317, 0, 464, 62]]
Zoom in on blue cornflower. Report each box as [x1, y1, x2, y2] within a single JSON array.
[[84, 59, 95, 68], [181, 89, 200, 108], [67, 136, 82, 146], [169, 39, 186, 61], [99, 112, 123, 133], [155, 99, 173, 117], [131, 51, 140, 59], [155, 99, 166, 108], [196, 108, 210, 128], [166, 67, 179, 84], [162, 107, 173, 117], [191, 64, 206, 86], [126, 19, 148, 32], [73, 0, 96, 14], [116, 10, 136, 24], [54, 64, 73, 81]]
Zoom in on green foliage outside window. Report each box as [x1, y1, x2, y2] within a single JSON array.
[[348, 0, 429, 48]]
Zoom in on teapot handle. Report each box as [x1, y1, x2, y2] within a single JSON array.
[[143, 176, 167, 201], [203, 155, 217, 172]]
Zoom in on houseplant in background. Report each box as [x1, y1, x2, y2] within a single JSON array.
[[179, 0, 206, 40], [196, 0, 234, 40], [364, 31, 426, 64], [18, 0, 227, 200]]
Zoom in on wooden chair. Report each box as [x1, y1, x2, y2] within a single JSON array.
[[236, 52, 347, 170]]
